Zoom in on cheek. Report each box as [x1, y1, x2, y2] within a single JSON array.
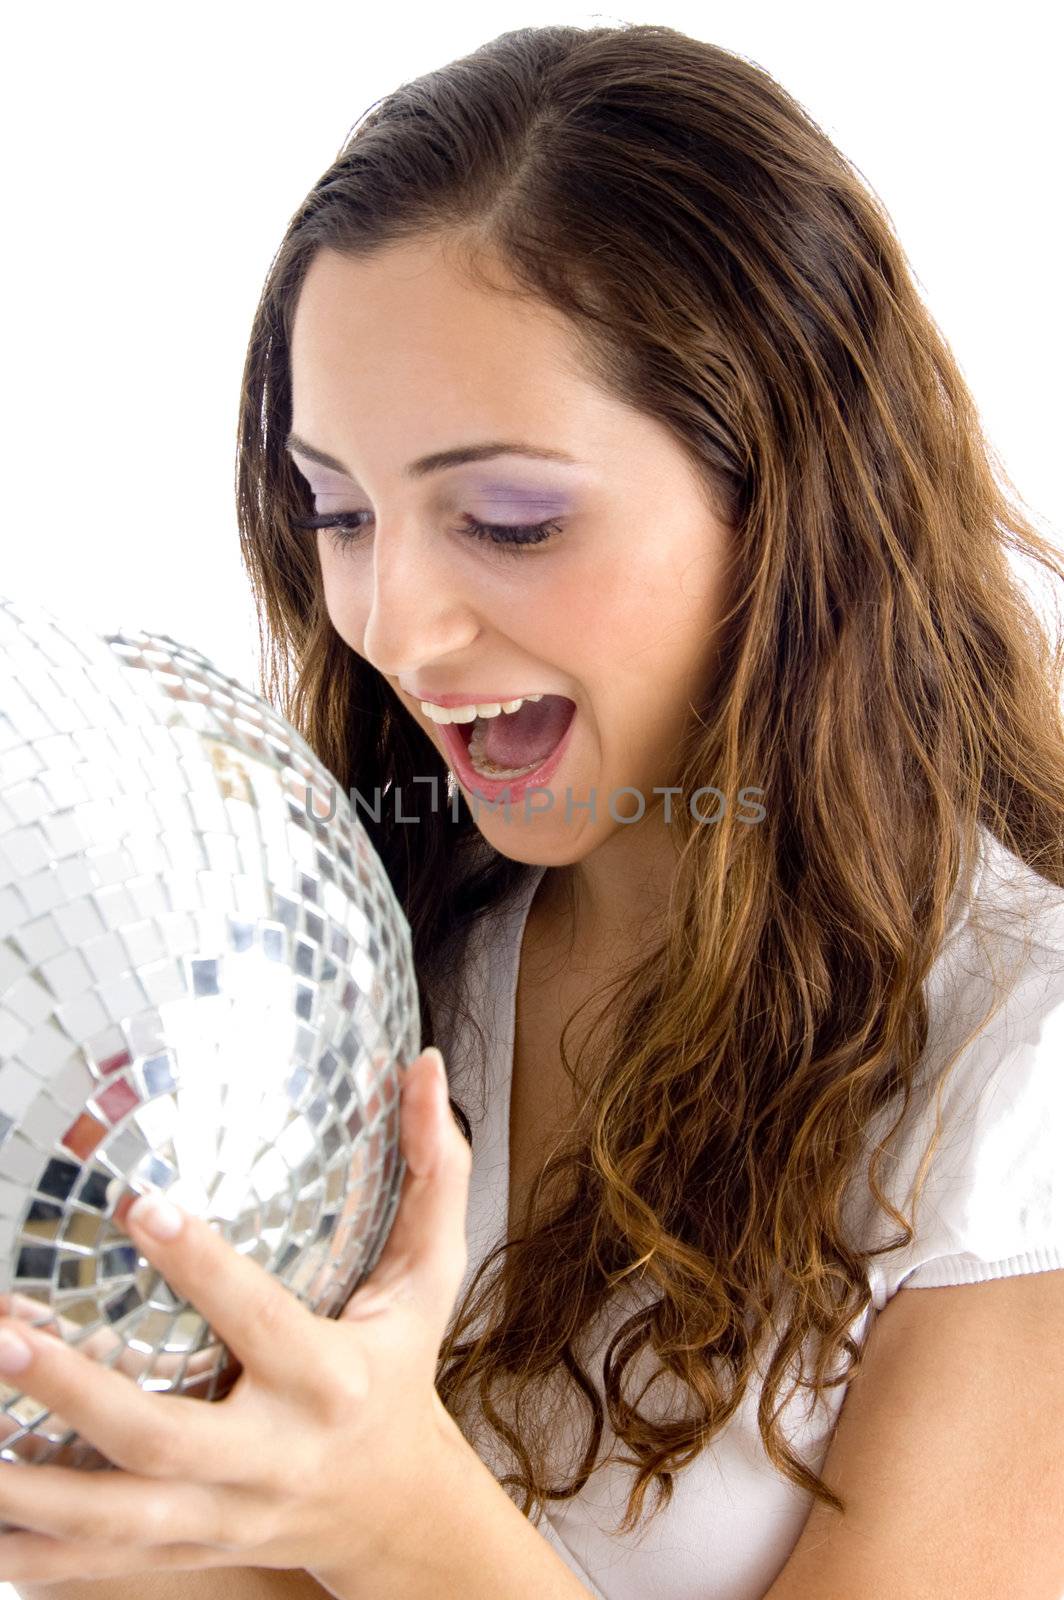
[[318, 545, 371, 649], [584, 541, 724, 747], [569, 558, 676, 678], [634, 537, 728, 668]]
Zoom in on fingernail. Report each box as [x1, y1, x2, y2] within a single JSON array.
[[424, 1047, 446, 1083], [0, 1327, 33, 1374], [128, 1194, 184, 1240]]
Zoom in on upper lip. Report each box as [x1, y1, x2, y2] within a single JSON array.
[[406, 689, 554, 707]]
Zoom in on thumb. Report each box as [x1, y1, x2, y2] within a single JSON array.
[[339, 1046, 471, 1328], [392, 1047, 459, 1173]]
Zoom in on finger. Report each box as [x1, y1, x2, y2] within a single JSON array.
[[113, 1190, 320, 1398], [0, 1292, 58, 1330], [340, 1048, 471, 1336], [0, 1292, 192, 1383], [0, 1460, 232, 1550], [0, 1529, 265, 1584], [0, 1296, 223, 1384], [0, 1317, 240, 1483]]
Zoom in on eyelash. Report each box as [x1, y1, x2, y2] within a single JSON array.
[[291, 509, 562, 557]]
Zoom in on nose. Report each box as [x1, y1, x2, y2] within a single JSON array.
[[360, 515, 481, 681]]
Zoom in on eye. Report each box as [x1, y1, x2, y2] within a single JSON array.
[[291, 509, 562, 556]]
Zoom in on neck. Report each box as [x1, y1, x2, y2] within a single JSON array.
[[539, 808, 680, 964]]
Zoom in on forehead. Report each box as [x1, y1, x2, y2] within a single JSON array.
[[285, 240, 709, 508], [286, 240, 641, 490], [290, 241, 589, 399]]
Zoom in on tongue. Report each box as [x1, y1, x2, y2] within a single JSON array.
[[479, 695, 573, 768]]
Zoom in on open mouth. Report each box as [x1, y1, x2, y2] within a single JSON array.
[[440, 694, 577, 797]]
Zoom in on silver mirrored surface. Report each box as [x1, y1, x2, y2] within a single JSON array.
[[0, 595, 417, 1483]]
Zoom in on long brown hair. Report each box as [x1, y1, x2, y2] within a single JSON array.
[[235, 23, 1064, 1535]]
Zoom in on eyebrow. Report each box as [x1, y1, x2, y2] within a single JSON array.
[[284, 431, 584, 479]]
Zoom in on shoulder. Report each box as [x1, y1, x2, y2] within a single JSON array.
[[767, 1266, 1064, 1598], [844, 829, 1064, 1308]]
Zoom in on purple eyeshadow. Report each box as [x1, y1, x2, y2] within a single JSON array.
[[296, 464, 352, 492], [293, 455, 576, 519], [470, 481, 574, 518]]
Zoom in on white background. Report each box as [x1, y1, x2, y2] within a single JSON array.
[[0, 1, 1061, 1591]]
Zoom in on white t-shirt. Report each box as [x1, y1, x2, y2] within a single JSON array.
[[440, 828, 1064, 1600]]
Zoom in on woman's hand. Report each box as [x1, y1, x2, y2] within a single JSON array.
[[0, 1046, 471, 1596]]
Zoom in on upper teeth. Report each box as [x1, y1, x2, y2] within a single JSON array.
[[420, 693, 544, 724]]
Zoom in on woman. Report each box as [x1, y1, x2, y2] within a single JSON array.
[[8, 20, 1064, 1600]]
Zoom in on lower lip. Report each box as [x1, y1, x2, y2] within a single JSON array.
[[437, 705, 578, 806]]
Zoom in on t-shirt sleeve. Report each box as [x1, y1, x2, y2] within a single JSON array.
[[865, 936, 1064, 1303]]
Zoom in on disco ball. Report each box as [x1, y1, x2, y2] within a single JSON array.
[[0, 594, 418, 1479]]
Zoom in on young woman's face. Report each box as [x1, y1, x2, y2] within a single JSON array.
[[288, 238, 733, 864]]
